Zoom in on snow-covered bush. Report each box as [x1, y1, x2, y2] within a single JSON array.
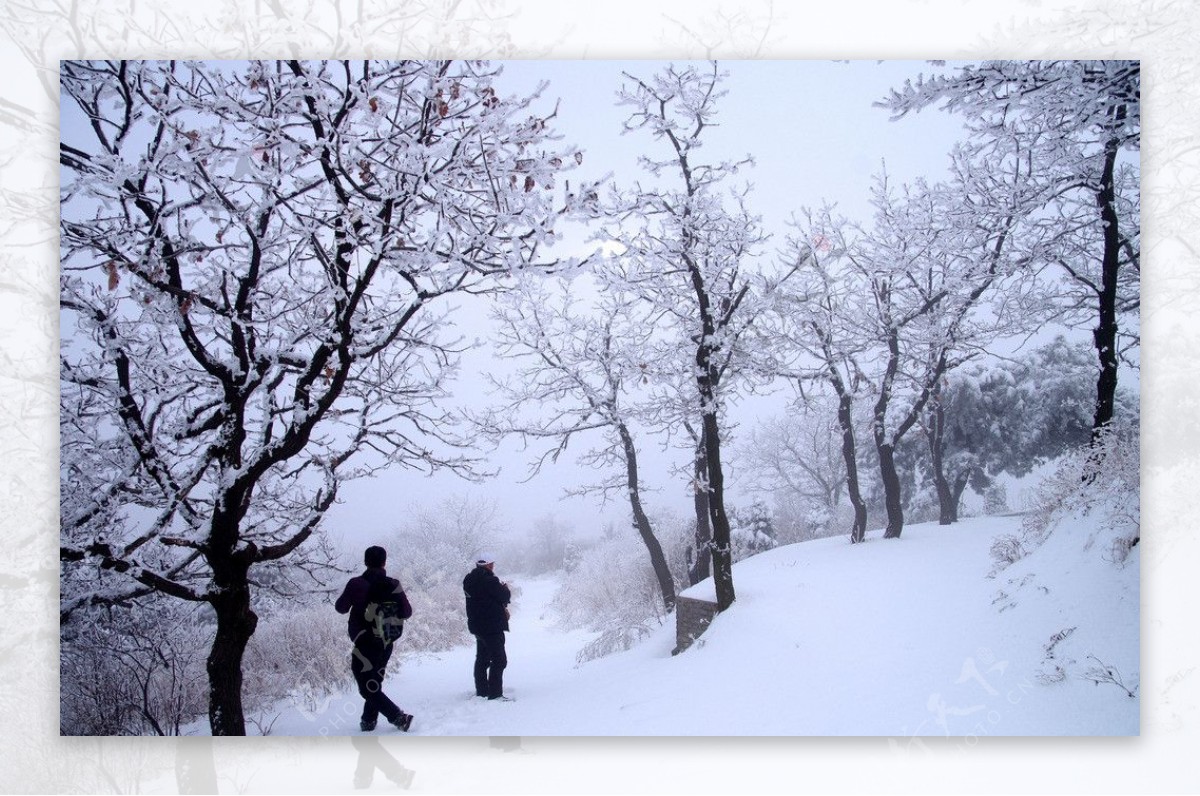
[[242, 604, 350, 733], [984, 484, 1010, 515], [729, 501, 778, 562], [991, 420, 1139, 575], [551, 532, 667, 631], [988, 534, 1027, 573], [550, 519, 689, 663], [60, 601, 210, 735], [62, 589, 362, 736], [901, 481, 941, 526], [384, 494, 511, 653], [575, 622, 656, 664]]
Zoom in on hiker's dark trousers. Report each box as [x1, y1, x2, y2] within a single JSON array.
[[473, 632, 507, 698], [352, 636, 401, 724]]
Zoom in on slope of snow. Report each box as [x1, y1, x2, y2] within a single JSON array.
[[254, 514, 1138, 737]]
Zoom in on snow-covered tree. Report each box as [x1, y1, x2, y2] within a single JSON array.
[[881, 60, 1140, 445], [598, 62, 780, 611], [739, 404, 851, 543], [475, 277, 677, 610], [728, 499, 777, 562], [769, 211, 872, 542], [59, 60, 576, 735], [915, 336, 1115, 523], [782, 140, 1045, 540]]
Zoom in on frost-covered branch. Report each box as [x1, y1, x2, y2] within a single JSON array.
[[59, 59, 580, 735]]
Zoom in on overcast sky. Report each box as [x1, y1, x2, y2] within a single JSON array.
[[326, 59, 975, 557]]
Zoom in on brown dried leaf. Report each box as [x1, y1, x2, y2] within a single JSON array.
[[105, 261, 119, 291]]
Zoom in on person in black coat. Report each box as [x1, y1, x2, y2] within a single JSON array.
[[335, 545, 414, 732], [463, 554, 512, 700]]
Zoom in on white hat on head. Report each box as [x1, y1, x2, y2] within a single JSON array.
[[475, 553, 495, 566]]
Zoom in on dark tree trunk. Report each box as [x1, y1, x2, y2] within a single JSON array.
[[878, 443, 905, 538], [617, 422, 676, 612], [691, 297, 734, 610], [811, 322, 867, 543], [933, 480, 956, 525], [701, 404, 735, 611], [951, 472, 970, 517], [875, 325, 906, 540], [688, 436, 712, 586], [933, 475, 957, 525], [674, 127, 742, 612], [833, 383, 867, 543], [205, 510, 258, 736], [925, 381, 957, 525], [206, 584, 257, 736], [873, 323, 948, 539], [1091, 137, 1122, 445]]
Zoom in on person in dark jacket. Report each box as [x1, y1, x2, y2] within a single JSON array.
[[463, 554, 512, 700], [336, 545, 414, 732]]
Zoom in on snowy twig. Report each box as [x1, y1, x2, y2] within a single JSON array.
[[1080, 654, 1138, 698]]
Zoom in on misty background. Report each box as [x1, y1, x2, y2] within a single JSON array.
[[324, 59, 989, 559]]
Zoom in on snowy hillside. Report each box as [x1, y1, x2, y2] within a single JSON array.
[[246, 514, 1138, 737]]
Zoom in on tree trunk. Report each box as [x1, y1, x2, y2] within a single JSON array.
[[878, 442, 905, 539], [950, 472, 970, 519], [702, 406, 735, 610], [925, 385, 956, 525], [205, 518, 258, 736], [934, 474, 957, 525], [617, 422, 676, 612], [875, 326, 906, 540], [1091, 136, 1122, 445], [688, 435, 712, 585], [207, 587, 257, 735], [685, 241, 734, 609], [835, 390, 868, 543], [814, 324, 867, 543]]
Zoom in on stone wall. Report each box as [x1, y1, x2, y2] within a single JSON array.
[[673, 594, 719, 655]]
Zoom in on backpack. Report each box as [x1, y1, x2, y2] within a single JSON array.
[[363, 576, 412, 646]]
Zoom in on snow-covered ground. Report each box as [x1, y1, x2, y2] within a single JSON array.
[[255, 514, 1138, 737]]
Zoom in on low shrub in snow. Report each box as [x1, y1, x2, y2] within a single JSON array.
[[990, 420, 1139, 575], [242, 604, 350, 733], [983, 484, 1010, 515], [988, 534, 1027, 573], [729, 501, 778, 563], [60, 600, 211, 736], [383, 495, 508, 653], [550, 525, 686, 662], [1080, 654, 1140, 698], [575, 622, 657, 664]]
